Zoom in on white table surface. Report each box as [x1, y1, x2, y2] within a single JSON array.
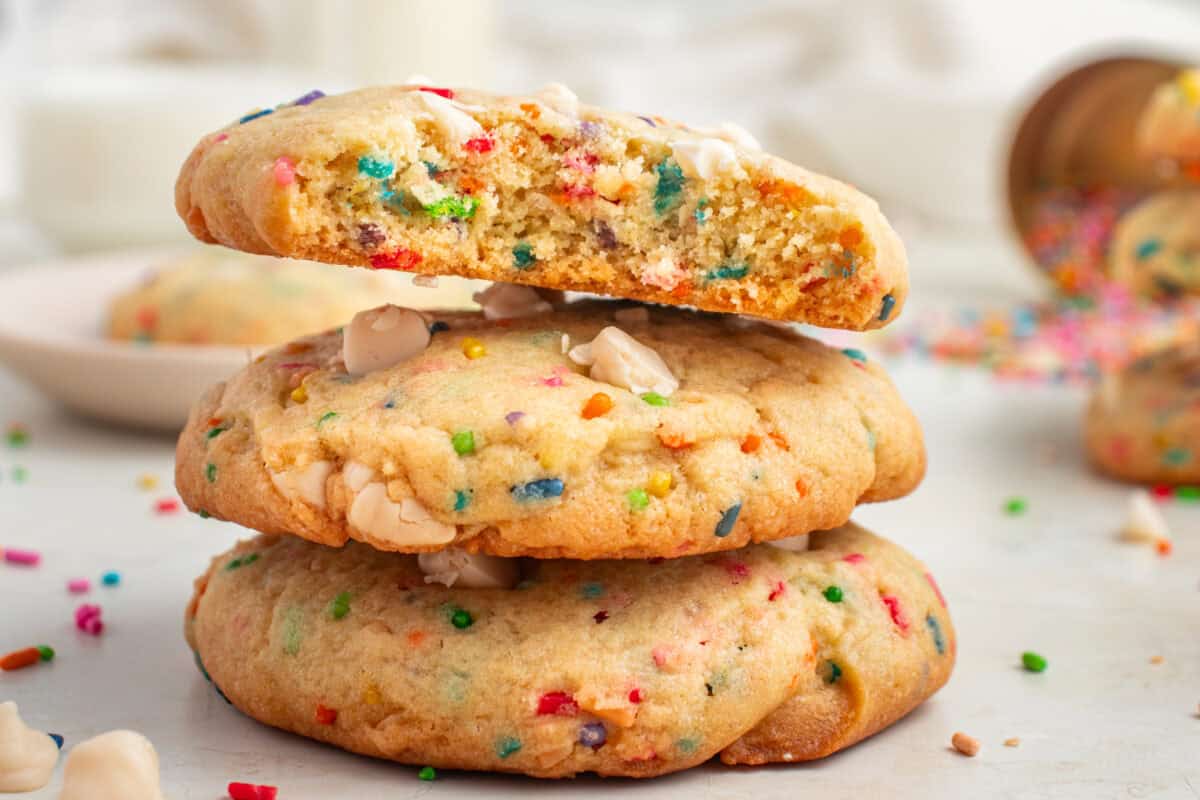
[[2, 324, 1199, 800]]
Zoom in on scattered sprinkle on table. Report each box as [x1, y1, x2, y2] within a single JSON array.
[[418, 766, 437, 781], [1003, 497, 1027, 516], [154, 498, 181, 514], [67, 578, 90, 594], [1021, 651, 1047, 672], [101, 571, 121, 587], [951, 731, 980, 757], [5, 423, 29, 447], [1, 646, 53, 671], [1004, 737, 1021, 748], [3, 547, 40, 566], [1150, 655, 1164, 665], [228, 782, 278, 800], [75, 604, 104, 635], [137, 473, 159, 491]]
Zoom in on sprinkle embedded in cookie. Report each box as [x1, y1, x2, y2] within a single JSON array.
[[184, 522, 954, 778], [175, 84, 907, 329], [175, 301, 925, 560], [1108, 191, 1200, 299]]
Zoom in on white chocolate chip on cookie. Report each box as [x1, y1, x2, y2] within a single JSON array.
[[768, 533, 810, 552], [474, 283, 554, 320], [269, 460, 333, 509], [349, 483, 456, 547], [671, 138, 742, 181], [569, 326, 679, 397], [343, 304, 430, 377], [418, 547, 520, 589]]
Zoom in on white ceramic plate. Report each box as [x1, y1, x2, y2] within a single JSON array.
[[0, 249, 258, 432]]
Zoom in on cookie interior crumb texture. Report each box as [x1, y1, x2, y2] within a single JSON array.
[[175, 85, 907, 330]]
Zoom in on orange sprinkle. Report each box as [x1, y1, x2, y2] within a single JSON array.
[[581, 393, 614, 420], [284, 341, 313, 354], [741, 434, 762, 453], [520, 102, 541, 119], [407, 630, 427, 647], [768, 432, 790, 450], [458, 175, 486, 195], [315, 704, 338, 725], [657, 431, 693, 450], [207, 417, 224, 428], [1156, 538, 1173, 556], [670, 280, 693, 299], [795, 479, 808, 497], [838, 227, 864, 249], [0, 647, 40, 671]]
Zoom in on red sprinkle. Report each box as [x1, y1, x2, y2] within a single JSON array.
[[843, 553, 866, 565], [562, 183, 596, 199], [1151, 484, 1173, 501], [722, 560, 751, 583], [370, 248, 423, 271], [536, 691, 579, 716], [880, 594, 909, 632], [154, 498, 181, 514], [925, 572, 947, 608], [315, 704, 338, 725], [768, 580, 786, 602], [214, 133, 229, 143], [416, 86, 454, 99], [272, 156, 296, 187], [463, 135, 494, 153], [228, 782, 278, 800], [628, 688, 643, 704]]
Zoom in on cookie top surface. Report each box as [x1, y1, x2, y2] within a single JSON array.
[[175, 84, 907, 330], [1086, 342, 1200, 483], [107, 249, 480, 346], [1138, 68, 1200, 163], [185, 522, 954, 778], [176, 302, 925, 560], [1108, 191, 1200, 299]]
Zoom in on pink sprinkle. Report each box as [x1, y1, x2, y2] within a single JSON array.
[[925, 572, 947, 608], [273, 156, 296, 187], [768, 580, 786, 601], [563, 152, 598, 175], [214, 133, 229, 143], [3, 548, 40, 566], [75, 604, 104, 635], [651, 647, 671, 668], [67, 578, 91, 594], [562, 183, 596, 199], [843, 553, 866, 565], [721, 560, 750, 583], [880, 594, 909, 632], [155, 498, 180, 514], [541, 375, 564, 387]]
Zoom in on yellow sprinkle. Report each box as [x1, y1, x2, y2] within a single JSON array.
[[253, 354, 268, 364], [136, 474, 158, 491], [290, 384, 308, 404], [1177, 70, 1200, 104], [646, 470, 673, 498], [462, 337, 487, 359], [362, 683, 382, 705]]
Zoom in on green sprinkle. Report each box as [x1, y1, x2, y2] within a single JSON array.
[[328, 591, 351, 620], [450, 608, 474, 629], [357, 155, 395, 178], [823, 585, 843, 603], [1003, 497, 1027, 516], [11, 466, 27, 483], [926, 614, 946, 655], [418, 766, 437, 781], [704, 263, 749, 281], [866, 429, 876, 451], [204, 462, 217, 483], [225, 553, 260, 571], [640, 392, 669, 407], [1021, 651, 1047, 672], [714, 502, 742, 537], [653, 158, 685, 216], [317, 411, 338, 428], [495, 736, 522, 759], [627, 488, 650, 511], [282, 607, 304, 655], [1175, 485, 1200, 502], [453, 489, 472, 511], [451, 430, 476, 455], [36, 645, 54, 662], [824, 660, 843, 684], [5, 426, 28, 448], [841, 348, 868, 362], [1164, 447, 1191, 465], [675, 736, 699, 755], [512, 241, 536, 269], [423, 160, 440, 177], [1135, 239, 1163, 260], [694, 197, 709, 224], [205, 426, 227, 439], [424, 195, 479, 220], [580, 582, 604, 599], [197, 509, 211, 519]]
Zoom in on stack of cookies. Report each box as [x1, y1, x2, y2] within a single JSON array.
[[174, 83, 954, 778]]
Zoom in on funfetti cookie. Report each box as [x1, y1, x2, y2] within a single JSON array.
[[1138, 68, 1200, 165], [1086, 342, 1200, 484], [175, 84, 907, 330], [176, 301, 925, 560], [185, 522, 954, 779], [1107, 191, 1200, 300], [108, 249, 480, 347]]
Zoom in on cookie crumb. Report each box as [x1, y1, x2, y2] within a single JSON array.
[[952, 731, 980, 757], [1003, 737, 1021, 747]]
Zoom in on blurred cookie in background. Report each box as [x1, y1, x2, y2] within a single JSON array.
[[1085, 341, 1200, 484], [107, 249, 480, 346], [1107, 190, 1200, 299], [1138, 68, 1200, 166]]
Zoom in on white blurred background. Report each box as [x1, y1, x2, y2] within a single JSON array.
[[2, 0, 1198, 295]]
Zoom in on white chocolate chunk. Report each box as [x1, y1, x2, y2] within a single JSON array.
[[1122, 489, 1169, 543], [342, 460, 375, 492], [473, 283, 553, 320], [349, 483, 456, 546], [269, 460, 333, 509], [536, 82, 579, 116], [704, 121, 762, 150], [59, 730, 164, 800], [568, 326, 679, 397], [671, 138, 742, 180], [0, 702, 58, 792], [768, 534, 810, 552], [343, 304, 430, 377], [414, 91, 484, 147], [417, 547, 520, 588]]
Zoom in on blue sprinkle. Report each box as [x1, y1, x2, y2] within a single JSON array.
[[638, 116, 657, 127], [453, 489, 472, 512], [1164, 447, 1191, 465], [579, 722, 607, 749], [926, 614, 946, 655], [423, 160, 440, 177], [878, 293, 896, 322], [238, 108, 273, 124], [358, 156, 395, 179], [292, 89, 325, 106], [1135, 239, 1163, 260], [380, 188, 410, 214], [714, 502, 742, 537], [48, 733, 64, 749], [705, 263, 749, 281], [429, 320, 450, 335], [841, 348, 868, 362], [694, 198, 709, 224], [511, 478, 564, 502], [101, 571, 121, 587], [580, 582, 604, 599]]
